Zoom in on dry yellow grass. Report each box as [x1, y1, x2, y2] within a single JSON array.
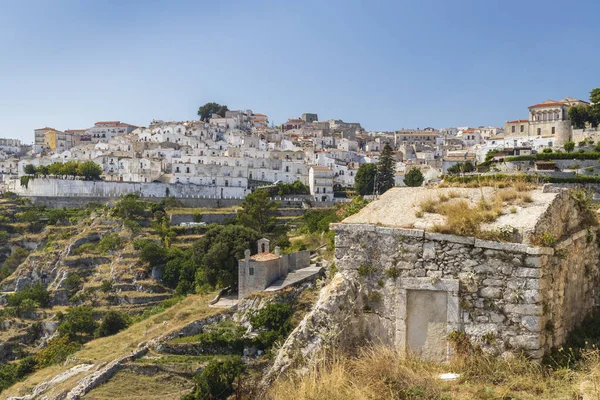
[[2, 292, 220, 398], [418, 187, 537, 237], [269, 347, 579, 400]]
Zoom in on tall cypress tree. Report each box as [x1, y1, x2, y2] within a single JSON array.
[[377, 144, 396, 194]]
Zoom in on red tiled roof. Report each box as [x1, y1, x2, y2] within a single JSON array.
[[95, 121, 121, 125], [528, 100, 565, 109], [507, 119, 529, 124], [248, 252, 280, 262]]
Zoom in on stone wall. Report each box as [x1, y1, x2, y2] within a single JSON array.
[[572, 128, 600, 144], [8, 178, 247, 199], [282, 250, 310, 272], [332, 223, 600, 360]]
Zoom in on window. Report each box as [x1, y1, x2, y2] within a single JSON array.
[[176, 167, 180, 173], [537, 128, 541, 135], [511, 126, 516, 133], [249, 266, 254, 276], [520, 125, 524, 133], [552, 127, 555, 134], [186, 167, 190, 173]]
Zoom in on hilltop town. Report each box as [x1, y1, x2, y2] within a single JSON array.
[[0, 93, 597, 203]]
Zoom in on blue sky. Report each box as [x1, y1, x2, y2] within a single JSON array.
[[1, 0, 599, 143]]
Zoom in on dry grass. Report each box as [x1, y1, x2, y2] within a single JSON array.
[[439, 176, 539, 191], [84, 370, 192, 400], [3, 292, 220, 398], [419, 187, 536, 237], [269, 347, 578, 400]]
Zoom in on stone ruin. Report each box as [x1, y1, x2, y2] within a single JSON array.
[[265, 184, 600, 383]]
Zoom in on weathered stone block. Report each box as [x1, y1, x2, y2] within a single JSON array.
[[504, 304, 543, 316], [514, 268, 540, 278], [526, 279, 540, 290], [475, 239, 529, 253], [425, 232, 475, 245], [509, 334, 541, 350], [480, 287, 502, 299], [393, 228, 425, 238], [422, 243, 436, 260], [490, 312, 506, 323], [521, 316, 542, 332], [482, 279, 504, 287]]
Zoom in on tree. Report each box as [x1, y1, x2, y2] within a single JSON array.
[[77, 161, 103, 180], [377, 144, 396, 194], [95, 311, 129, 337], [197, 102, 229, 121], [446, 161, 475, 175], [134, 239, 167, 267], [193, 225, 259, 288], [57, 306, 98, 341], [111, 194, 146, 220], [404, 168, 424, 187], [23, 164, 36, 175], [36, 165, 49, 176], [569, 105, 589, 129], [354, 163, 377, 195], [48, 162, 63, 177], [183, 356, 244, 400], [590, 88, 600, 105], [563, 141, 575, 153], [237, 190, 279, 235], [60, 161, 79, 178]]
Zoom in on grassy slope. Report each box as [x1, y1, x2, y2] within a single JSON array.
[[269, 347, 581, 400], [3, 292, 220, 399]]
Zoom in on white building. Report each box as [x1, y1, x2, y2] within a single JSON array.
[[309, 166, 334, 201]]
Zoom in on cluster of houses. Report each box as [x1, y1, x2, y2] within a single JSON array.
[[0, 96, 595, 198]]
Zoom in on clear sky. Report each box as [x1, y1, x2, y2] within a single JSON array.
[[1, 0, 599, 143]]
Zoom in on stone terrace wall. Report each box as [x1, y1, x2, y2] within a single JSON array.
[[333, 223, 600, 360]]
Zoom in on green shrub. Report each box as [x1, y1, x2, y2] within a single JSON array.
[[71, 243, 95, 255], [249, 302, 293, 348], [358, 264, 376, 277], [97, 233, 123, 253], [35, 335, 81, 368], [7, 282, 50, 308], [57, 306, 98, 341], [183, 356, 244, 400], [507, 151, 600, 162], [17, 298, 39, 316], [0, 247, 29, 282], [95, 311, 130, 338], [100, 280, 113, 293]]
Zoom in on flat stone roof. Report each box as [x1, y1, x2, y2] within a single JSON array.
[[342, 187, 558, 238]]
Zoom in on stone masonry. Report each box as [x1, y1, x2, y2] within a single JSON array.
[[331, 187, 600, 361]]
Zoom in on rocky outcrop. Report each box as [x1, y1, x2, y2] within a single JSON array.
[[261, 271, 365, 388], [7, 363, 95, 400]]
